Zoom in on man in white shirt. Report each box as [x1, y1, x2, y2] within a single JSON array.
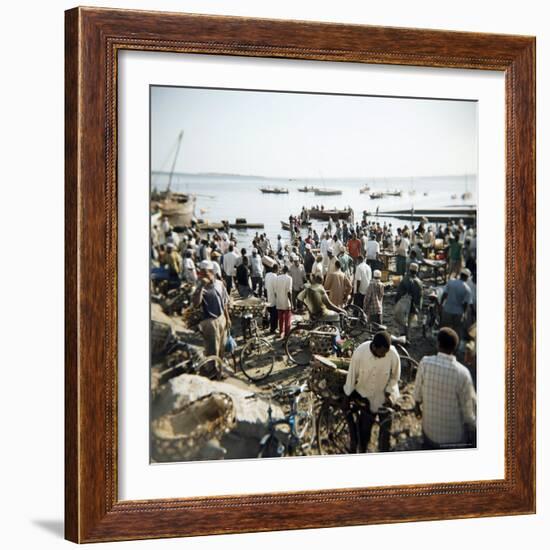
[[320, 233, 331, 272], [365, 234, 380, 268], [396, 231, 410, 275], [264, 264, 279, 334], [222, 244, 240, 294], [274, 265, 293, 338], [343, 331, 401, 452], [353, 255, 372, 308]]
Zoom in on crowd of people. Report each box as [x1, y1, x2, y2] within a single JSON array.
[[151, 206, 478, 452]]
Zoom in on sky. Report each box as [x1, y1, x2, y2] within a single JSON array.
[[151, 86, 477, 179]]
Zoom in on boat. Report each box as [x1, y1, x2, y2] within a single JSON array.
[[281, 220, 312, 230], [370, 192, 384, 199], [314, 188, 342, 196], [359, 185, 371, 194], [384, 190, 402, 197], [229, 218, 264, 229], [260, 187, 289, 194], [451, 194, 458, 200], [307, 207, 353, 221], [377, 206, 476, 224], [298, 186, 316, 192], [152, 130, 196, 227]]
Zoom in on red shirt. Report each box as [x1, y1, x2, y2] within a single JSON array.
[[348, 238, 361, 258]]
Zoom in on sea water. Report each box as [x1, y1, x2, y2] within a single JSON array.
[[152, 173, 476, 250]]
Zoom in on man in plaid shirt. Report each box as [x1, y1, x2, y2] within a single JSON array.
[[363, 269, 384, 324], [414, 328, 477, 449]]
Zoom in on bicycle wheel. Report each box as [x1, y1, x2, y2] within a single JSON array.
[[316, 401, 352, 455], [342, 304, 368, 337], [285, 326, 313, 366], [240, 337, 275, 381], [294, 391, 316, 452], [196, 355, 225, 380]]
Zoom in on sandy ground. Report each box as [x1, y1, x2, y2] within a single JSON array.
[[151, 282, 441, 455]]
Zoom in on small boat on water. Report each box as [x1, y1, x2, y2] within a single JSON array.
[[359, 185, 371, 194], [385, 190, 402, 197], [307, 207, 353, 221], [451, 194, 458, 200], [370, 192, 384, 199], [229, 218, 264, 229], [281, 220, 312, 230], [260, 187, 289, 194], [462, 191, 473, 200], [298, 186, 316, 192], [314, 188, 343, 196]]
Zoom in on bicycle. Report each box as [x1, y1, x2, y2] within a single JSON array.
[[239, 312, 276, 381], [285, 313, 410, 367], [246, 383, 316, 457], [316, 397, 419, 455]]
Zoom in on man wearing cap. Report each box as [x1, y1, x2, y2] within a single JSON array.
[[414, 328, 477, 449], [353, 256, 371, 309], [440, 268, 473, 342], [395, 262, 423, 338], [192, 260, 230, 362], [343, 331, 401, 453], [364, 270, 385, 324], [182, 250, 197, 283]]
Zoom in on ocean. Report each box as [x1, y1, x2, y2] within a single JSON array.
[[152, 173, 476, 250]]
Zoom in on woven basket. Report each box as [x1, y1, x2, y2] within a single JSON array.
[[309, 324, 339, 356], [309, 355, 349, 400], [151, 392, 236, 462], [230, 297, 266, 318]]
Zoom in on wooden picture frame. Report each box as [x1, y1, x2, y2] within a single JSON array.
[[65, 6, 536, 543]]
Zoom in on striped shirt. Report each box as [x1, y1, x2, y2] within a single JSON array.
[[414, 353, 476, 445]]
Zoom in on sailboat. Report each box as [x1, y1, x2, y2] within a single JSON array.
[[152, 130, 196, 227]]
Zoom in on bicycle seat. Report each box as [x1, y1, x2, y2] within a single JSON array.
[[391, 335, 407, 346], [370, 321, 388, 331]]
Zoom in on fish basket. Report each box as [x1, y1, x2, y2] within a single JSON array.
[[151, 392, 236, 462], [309, 324, 340, 356], [230, 297, 266, 318], [309, 355, 350, 400]]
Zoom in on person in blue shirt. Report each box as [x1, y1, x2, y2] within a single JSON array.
[[440, 268, 473, 341]]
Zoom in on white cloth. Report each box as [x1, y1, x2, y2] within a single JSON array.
[[354, 261, 372, 294], [274, 273, 293, 310], [182, 257, 197, 282], [396, 237, 410, 256], [413, 352, 476, 445], [366, 239, 380, 260], [222, 250, 239, 276], [264, 271, 277, 307], [343, 341, 401, 412], [320, 238, 331, 259], [311, 261, 324, 279]]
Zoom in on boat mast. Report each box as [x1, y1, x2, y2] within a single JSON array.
[[166, 130, 184, 194]]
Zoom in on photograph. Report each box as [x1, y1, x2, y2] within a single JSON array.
[[149, 85, 478, 463]]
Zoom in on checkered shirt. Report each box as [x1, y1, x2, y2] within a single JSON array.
[[414, 353, 476, 445], [363, 280, 384, 315]]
